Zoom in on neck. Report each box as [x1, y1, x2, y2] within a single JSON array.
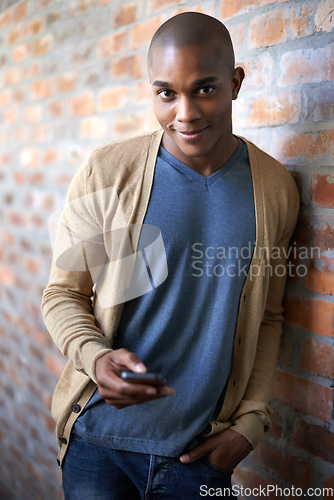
[[162, 133, 239, 178]]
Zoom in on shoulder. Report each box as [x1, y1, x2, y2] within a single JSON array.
[[242, 137, 299, 201], [241, 137, 300, 240], [88, 129, 162, 174], [69, 129, 163, 196]]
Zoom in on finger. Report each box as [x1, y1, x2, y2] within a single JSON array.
[[180, 439, 213, 463], [110, 348, 147, 374], [104, 387, 175, 407], [102, 378, 175, 400]]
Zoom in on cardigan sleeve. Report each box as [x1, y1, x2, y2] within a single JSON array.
[[228, 173, 300, 448], [41, 159, 113, 383]]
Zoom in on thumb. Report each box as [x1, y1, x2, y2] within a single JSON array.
[[111, 348, 147, 373], [180, 439, 212, 464]]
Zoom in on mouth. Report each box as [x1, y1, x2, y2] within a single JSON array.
[[175, 127, 209, 141]]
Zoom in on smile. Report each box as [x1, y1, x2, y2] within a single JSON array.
[[176, 127, 208, 141]]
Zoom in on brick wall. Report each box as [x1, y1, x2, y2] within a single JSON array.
[[0, 0, 333, 499]]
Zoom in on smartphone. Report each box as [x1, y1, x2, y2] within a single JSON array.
[[120, 371, 166, 386]]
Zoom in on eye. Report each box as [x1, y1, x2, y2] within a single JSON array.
[[157, 89, 175, 100], [197, 86, 215, 95]]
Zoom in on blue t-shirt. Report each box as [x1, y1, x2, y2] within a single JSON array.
[[73, 138, 256, 456]]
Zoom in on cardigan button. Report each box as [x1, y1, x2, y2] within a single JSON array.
[[59, 437, 67, 445], [72, 403, 81, 413]]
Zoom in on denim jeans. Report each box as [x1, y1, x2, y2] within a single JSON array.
[[62, 435, 237, 499]]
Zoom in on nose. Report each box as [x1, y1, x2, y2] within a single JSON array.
[[175, 96, 201, 123]]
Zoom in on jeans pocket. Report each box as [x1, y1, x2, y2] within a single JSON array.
[[201, 457, 233, 476]]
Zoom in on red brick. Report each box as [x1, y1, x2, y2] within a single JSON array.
[[97, 32, 127, 58], [43, 150, 59, 165], [13, 1, 28, 22], [293, 214, 334, 253], [46, 353, 66, 377], [228, 23, 245, 55], [70, 92, 94, 115], [280, 46, 334, 85], [305, 257, 334, 295], [0, 11, 11, 29], [233, 465, 279, 498], [249, 5, 313, 49], [33, 34, 53, 57], [221, 0, 275, 20], [114, 113, 143, 136], [5, 68, 21, 87], [0, 91, 11, 108], [290, 4, 314, 38], [113, 3, 137, 27], [31, 79, 53, 100], [276, 130, 334, 165], [13, 89, 25, 104], [43, 413, 56, 434], [8, 25, 20, 45], [266, 406, 283, 439], [133, 81, 151, 105], [80, 116, 108, 139], [46, 11, 60, 25], [70, 0, 95, 15], [5, 109, 18, 125], [292, 418, 334, 463], [0, 153, 11, 165], [310, 174, 334, 208], [57, 72, 77, 93], [34, 124, 53, 143], [110, 54, 144, 79], [35, 0, 52, 8], [300, 338, 334, 378], [0, 267, 15, 286], [315, 0, 334, 33], [285, 293, 334, 337], [48, 100, 64, 118], [22, 61, 40, 81], [13, 43, 31, 62], [151, 0, 183, 12], [20, 148, 40, 167], [28, 16, 44, 35], [166, 5, 215, 18], [240, 53, 273, 90], [278, 329, 294, 367], [250, 90, 301, 126], [14, 127, 30, 145], [252, 441, 314, 489], [272, 370, 333, 421], [130, 17, 162, 49], [314, 87, 334, 122], [98, 87, 129, 111], [28, 172, 44, 184]]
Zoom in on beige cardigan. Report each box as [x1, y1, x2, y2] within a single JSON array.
[[41, 129, 299, 467]]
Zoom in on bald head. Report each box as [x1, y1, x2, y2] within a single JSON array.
[[147, 12, 235, 76]]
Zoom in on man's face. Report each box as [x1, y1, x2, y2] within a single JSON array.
[[149, 44, 242, 167]]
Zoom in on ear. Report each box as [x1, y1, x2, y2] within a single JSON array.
[[231, 66, 245, 100]]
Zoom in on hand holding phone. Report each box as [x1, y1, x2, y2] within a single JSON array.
[[120, 371, 166, 386], [95, 349, 175, 409]]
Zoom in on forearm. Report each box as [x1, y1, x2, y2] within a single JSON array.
[[41, 269, 112, 381]]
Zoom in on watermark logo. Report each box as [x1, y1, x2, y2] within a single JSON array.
[[190, 242, 320, 280], [200, 484, 334, 497]]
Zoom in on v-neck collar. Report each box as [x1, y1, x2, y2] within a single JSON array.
[[158, 138, 244, 188]]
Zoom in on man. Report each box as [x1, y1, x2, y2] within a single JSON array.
[[42, 12, 299, 499]]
